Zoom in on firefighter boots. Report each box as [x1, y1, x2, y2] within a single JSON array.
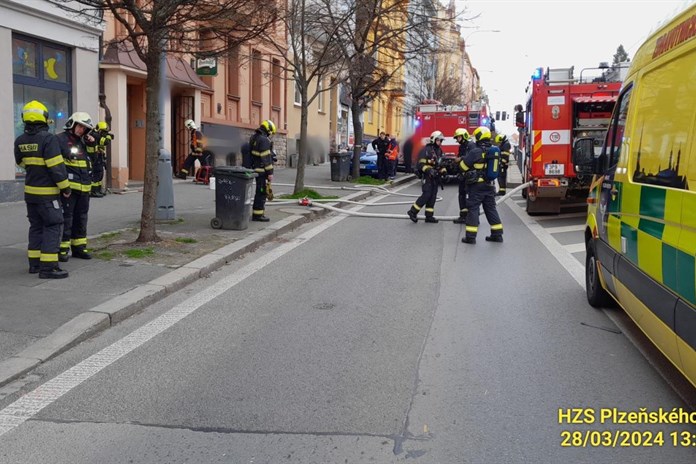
[[72, 248, 92, 259], [407, 208, 418, 223], [29, 265, 40, 274], [453, 216, 466, 224], [462, 237, 476, 244], [39, 267, 69, 279], [424, 216, 439, 223], [485, 235, 504, 243], [251, 215, 270, 222]]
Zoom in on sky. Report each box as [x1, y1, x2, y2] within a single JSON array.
[[456, 0, 694, 136]]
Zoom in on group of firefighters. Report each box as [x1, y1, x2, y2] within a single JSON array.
[[407, 126, 511, 244]]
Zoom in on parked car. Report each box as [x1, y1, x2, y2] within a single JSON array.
[[348, 145, 379, 178]]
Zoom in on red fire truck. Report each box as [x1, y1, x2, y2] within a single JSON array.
[[521, 66, 623, 214], [410, 102, 491, 181]]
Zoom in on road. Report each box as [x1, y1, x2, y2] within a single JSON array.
[[1, 181, 695, 463]]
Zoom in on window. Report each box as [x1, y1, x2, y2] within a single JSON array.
[[227, 46, 239, 97], [317, 78, 324, 113], [368, 104, 373, 124], [251, 50, 262, 103], [294, 72, 301, 105], [604, 85, 632, 169], [272, 59, 281, 107]]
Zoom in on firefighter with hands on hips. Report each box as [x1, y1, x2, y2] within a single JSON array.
[[250, 119, 276, 222], [57, 112, 96, 261], [177, 119, 209, 179], [460, 126, 504, 244], [495, 134, 511, 196], [14, 101, 71, 279], [452, 127, 474, 224], [407, 130, 446, 223], [87, 121, 113, 198]]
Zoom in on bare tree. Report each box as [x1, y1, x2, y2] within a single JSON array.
[[432, 54, 464, 105], [54, 0, 276, 242], [322, 0, 454, 179], [263, 0, 349, 193]]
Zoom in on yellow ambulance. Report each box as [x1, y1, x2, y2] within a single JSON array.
[[573, 3, 696, 388]]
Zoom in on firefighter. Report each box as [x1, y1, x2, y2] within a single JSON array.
[[87, 121, 113, 197], [371, 131, 390, 180], [176, 119, 209, 179], [495, 134, 512, 196], [250, 119, 276, 222], [14, 101, 71, 279], [453, 127, 473, 224], [407, 130, 446, 223], [461, 126, 503, 244], [58, 112, 96, 261]]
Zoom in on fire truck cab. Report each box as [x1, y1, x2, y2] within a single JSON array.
[[521, 66, 623, 214], [412, 102, 490, 182]]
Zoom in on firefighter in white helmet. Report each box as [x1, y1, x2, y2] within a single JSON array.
[[177, 119, 210, 179], [407, 130, 446, 223]]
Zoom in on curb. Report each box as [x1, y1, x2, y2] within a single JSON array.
[[0, 179, 412, 387]]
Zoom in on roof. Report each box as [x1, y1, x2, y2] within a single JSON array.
[[573, 95, 618, 104], [101, 43, 210, 90]]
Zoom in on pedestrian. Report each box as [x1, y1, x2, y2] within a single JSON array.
[[14, 101, 71, 279], [494, 134, 511, 196], [87, 121, 113, 197], [407, 131, 446, 223], [385, 137, 399, 180], [176, 119, 209, 179], [452, 128, 473, 224], [57, 112, 96, 261], [460, 126, 503, 244], [371, 131, 389, 180], [250, 119, 276, 222]]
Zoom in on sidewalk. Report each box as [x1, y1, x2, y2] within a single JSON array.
[[0, 164, 414, 386]]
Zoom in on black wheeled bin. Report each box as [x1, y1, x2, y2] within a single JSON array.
[[211, 166, 257, 230], [330, 152, 351, 181]]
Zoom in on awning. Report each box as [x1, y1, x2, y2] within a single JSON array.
[[101, 43, 210, 90], [573, 95, 618, 104]]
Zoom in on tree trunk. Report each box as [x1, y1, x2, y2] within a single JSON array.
[[136, 49, 163, 243], [350, 99, 364, 180], [293, 85, 309, 194]]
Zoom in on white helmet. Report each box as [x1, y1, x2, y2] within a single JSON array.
[[184, 119, 197, 130], [64, 112, 93, 131], [429, 130, 445, 143]]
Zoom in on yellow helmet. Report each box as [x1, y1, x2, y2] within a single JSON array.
[[495, 134, 507, 144], [261, 119, 276, 135], [96, 121, 109, 131], [473, 126, 492, 141], [22, 100, 49, 124], [454, 128, 470, 141]]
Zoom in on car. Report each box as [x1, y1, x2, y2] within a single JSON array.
[[348, 145, 379, 178]]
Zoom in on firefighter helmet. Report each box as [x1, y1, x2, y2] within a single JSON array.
[[64, 112, 93, 131], [184, 119, 197, 130], [22, 100, 49, 124], [495, 134, 508, 144], [261, 119, 276, 135], [473, 126, 491, 141], [96, 121, 110, 131], [429, 130, 445, 143], [454, 128, 470, 141]]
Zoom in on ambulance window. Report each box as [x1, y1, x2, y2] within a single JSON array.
[[605, 86, 632, 167]]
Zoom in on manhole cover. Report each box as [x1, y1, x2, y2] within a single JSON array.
[[313, 303, 335, 311]]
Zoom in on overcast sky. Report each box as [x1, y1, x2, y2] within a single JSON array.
[[456, 0, 693, 136]]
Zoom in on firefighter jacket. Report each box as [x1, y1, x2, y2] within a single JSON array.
[[416, 143, 444, 178], [460, 140, 491, 183], [14, 123, 70, 204], [58, 131, 93, 194], [250, 129, 274, 177], [190, 129, 204, 154], [498, 139, 511, 166]]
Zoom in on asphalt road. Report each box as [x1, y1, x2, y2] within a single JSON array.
[[1, 181, 695, 463]]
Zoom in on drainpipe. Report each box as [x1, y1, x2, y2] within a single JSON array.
[[98, 35, 113, 190]]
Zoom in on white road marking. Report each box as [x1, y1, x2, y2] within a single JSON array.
[[563, 243, 586, 254], [0, 188, 405, 437], [533, 212, 587, 220], [544, 224, 585, 234]]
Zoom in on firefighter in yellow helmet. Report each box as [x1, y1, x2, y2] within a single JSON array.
[[176, 119, 209, 179], [86, 121, 113, 197], [58, 111, 96, 261], [250, 119, 276, 221], [14, 101, 71, 278], [494, 134, 511, 196], [407, 130, 446, 223], [453, 128, 474, 224], [460, 126, 503, 244]]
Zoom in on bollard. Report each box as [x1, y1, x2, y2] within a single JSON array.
[[156, 148, 176, 220]]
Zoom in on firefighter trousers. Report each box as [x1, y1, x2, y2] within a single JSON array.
[[91, 154, 105, 190], [457, 179, 468, 217], [180, 152, 212, 176], [27, 200, 64, 270], [498, 165, 508, 193], [464, 182, 503, 239], [252, 174, 268, 217], [61, 192, 90, 255], [411, 177, 438, 217]]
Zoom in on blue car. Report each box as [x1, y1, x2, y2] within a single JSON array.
[[348, 146, 379, 178]]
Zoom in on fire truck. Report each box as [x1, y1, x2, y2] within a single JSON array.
[[410, 101, 491, 182], [521, 66, 624, 214]]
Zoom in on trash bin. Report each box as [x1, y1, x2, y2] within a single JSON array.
[[330, 152, 351, 181], [211, 166, 257, 230]]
